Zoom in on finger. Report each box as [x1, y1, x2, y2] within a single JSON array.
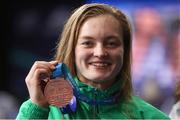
[[49, 60, 58, 66], [26, 68, 51, 87], [27, 61, 55, 81]]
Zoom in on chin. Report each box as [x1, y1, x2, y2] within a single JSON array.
[[88, 76, 112, 83]]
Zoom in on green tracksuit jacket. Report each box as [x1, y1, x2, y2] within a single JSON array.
[[16, 78, 170, 119]]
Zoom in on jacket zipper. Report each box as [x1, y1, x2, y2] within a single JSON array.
[[93, 89, 98, 119]]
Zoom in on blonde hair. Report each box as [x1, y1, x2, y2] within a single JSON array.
[[55, 3, 133, 101]]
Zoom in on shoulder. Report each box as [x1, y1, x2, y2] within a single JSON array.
[[169, 101, 180, 119], [131, 96, 170, 119]]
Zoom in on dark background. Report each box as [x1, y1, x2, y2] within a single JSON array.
[[1, 0, 83, 118]]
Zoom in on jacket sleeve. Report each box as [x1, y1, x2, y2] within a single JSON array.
[[133, 96, 170, 119], [16, 99, 49, 119]]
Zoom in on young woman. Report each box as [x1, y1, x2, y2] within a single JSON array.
[[16, 3, 169, 119]]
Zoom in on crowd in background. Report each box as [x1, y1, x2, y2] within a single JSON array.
[[131, 7, 179, 114], [1, 0, 180, 118]]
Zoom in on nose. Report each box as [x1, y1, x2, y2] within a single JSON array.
[[93, 44, 107, 57]]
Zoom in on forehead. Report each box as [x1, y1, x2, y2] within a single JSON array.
[[79, 14, 122, 36], [83, 14, 120, 27]]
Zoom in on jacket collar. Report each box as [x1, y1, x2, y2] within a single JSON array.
[[74, 77, 123, 100]]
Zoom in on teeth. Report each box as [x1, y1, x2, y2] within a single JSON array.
[[91, 63, 109, 67]]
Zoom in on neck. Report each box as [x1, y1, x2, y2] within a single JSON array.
[[78, 77, 116, 90]]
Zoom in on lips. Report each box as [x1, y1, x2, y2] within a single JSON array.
[[89, 61, 111, 68]]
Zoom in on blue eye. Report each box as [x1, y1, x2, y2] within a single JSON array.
[[81, 41, 94, 47], [108, 42, 116, 46], [106, 41, 120, 48], [105, 37, 123, 48]]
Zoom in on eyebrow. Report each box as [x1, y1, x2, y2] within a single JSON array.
[[78, 36, 95, 40], [105, 36, 121, 40], [79, 35, 121, 40]]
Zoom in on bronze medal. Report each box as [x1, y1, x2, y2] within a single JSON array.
[[44, 77, 73, 107]]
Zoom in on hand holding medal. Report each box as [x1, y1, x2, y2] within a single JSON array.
[[43, 63, 74, 108]]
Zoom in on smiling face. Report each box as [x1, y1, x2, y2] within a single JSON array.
[[75, 14, 124, 89]]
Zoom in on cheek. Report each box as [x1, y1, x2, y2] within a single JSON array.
[[113, 49, 124, 70], [76, 46, 92, 58], [75, 49, 83, 60], [113, 48, 124, 60], [75, 47, 88, 65]]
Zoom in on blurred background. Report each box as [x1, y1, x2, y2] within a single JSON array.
[[1, 0, 180, 118]]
